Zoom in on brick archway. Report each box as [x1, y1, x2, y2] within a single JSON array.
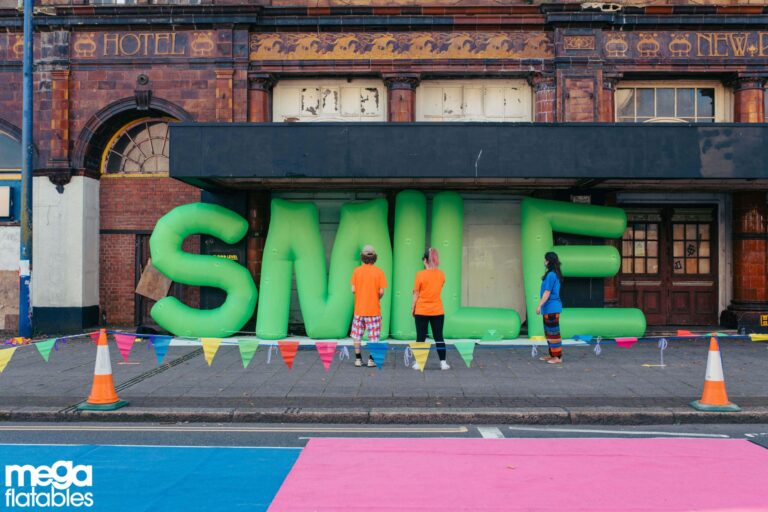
[[72, 96, 192, 175]]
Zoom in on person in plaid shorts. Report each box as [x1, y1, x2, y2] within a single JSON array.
[[350, 245, 387, 367]]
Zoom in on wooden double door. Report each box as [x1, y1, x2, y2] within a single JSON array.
[[617, 206, 718, 326]]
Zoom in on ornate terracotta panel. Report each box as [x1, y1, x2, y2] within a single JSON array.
[[249, 32, 553, 61]]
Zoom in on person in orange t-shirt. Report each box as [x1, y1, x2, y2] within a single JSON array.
[[411, 247, 450, 370], [350, 245, 387, 367]]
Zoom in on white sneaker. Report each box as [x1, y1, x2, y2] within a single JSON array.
[[440, 361, 451, 371], [411, 361, 421, 370]]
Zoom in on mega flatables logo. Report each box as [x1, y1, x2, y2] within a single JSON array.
[[4, 461, 94, 509]]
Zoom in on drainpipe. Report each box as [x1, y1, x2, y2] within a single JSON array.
[[19, 0, 33, 337]]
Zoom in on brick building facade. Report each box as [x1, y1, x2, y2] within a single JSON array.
[[0, 0, 766, 335]]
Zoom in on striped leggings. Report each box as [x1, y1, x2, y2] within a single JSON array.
[[543, 313, 562, 358]]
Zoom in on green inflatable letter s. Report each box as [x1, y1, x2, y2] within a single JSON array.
[[150, 203, 257, 338]]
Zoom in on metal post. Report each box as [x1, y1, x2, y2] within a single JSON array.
[[19, 0, 33, 337]]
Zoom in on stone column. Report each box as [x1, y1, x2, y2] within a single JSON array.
[[383, 74, 420, 122], [529, 74, 556, 122], [727, 77, 767, 331], [248, 73, 276, 122], [732, 77, 765, 123]]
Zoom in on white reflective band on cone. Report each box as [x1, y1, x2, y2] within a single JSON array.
[[94, 345, 113, 376], [704, 350, 724, 382]]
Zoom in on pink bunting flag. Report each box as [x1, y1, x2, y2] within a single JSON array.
[[114, 334, 136, 362], [615, 337, 638, 348], [89, 332, 100, 344], [315, 342, 337, 371]]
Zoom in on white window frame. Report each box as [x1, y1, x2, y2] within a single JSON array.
[[416, 79, 533, 122], [272, 79, 387, 123], [615, 80, 731, 123]]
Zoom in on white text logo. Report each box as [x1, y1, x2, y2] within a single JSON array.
[[4, 461, 94, 509]]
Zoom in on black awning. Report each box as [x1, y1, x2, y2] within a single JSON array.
[[169, 122, 768, 187]]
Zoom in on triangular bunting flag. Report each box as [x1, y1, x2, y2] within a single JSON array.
[[201, 338, 223, 366], [706, 332, 729, 337], [615, 337, 638, 348], [315, 342, 337, 371], [409, 342, 430, 372], [453, 341, 475, 368], [0, 347, 16, 373], [238, 339, 260, 368], [530, 336, 546, 342], [35, 339, 57, 362], [574, 335, 593, 343], [367, 342, 388, 369], [89, 332, 100, 344], [750, 333, 768, 342], [114, 334, 136, 362], [677, 330, 695, 337], [278, 340, 300, 369], [150, 335, 172, 364]]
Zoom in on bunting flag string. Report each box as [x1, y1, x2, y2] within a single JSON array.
[[238, 339, 260, 369], [315, 342, 337, 371], [278, 341, 300, 369], [0, 347, 16, 373], [114, 334, 136, 363], [0, 329, 760, 376], [201, 338, 223, 366], [35, 339, 57, 362], [453, 341, 476, 368]]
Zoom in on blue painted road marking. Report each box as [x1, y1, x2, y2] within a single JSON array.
[[0, 444, 300, 512]]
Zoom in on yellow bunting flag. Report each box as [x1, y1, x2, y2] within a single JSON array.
[[409, 342, 430, 372], [530, 336, 546, 342], [750, 334, 768, 342], [0, 347, 17, 373], [201, 338, 223, 366]]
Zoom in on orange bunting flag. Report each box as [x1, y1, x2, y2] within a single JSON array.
[[677, 330, 695, 337], [278, 340, 300, 369], [315, 342, 337, 371]]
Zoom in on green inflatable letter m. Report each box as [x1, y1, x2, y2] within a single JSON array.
[[256, 198, 392, 340]]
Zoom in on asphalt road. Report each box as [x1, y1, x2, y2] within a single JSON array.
[[0, 422, 767, 449]]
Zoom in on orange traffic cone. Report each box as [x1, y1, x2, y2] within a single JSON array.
[[78, 329, 128, 411], [690, 337, 740, 412]]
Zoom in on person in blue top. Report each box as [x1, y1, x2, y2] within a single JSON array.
[[536, 251, 564, 364]]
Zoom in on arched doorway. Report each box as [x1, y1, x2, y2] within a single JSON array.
[[87, 103, 200, 328], [0, 124, 22, 333]]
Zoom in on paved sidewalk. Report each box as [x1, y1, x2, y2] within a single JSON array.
[[0, 336, 766, 423]]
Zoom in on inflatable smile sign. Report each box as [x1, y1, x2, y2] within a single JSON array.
[[149, 192, 645, 340]]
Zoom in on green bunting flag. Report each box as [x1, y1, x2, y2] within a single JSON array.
[[238, 339, 260, 368], [35, 339, 57, 362], [453, 341, 476, 368]]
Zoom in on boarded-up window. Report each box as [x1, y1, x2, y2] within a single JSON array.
[[417, 80, 532, 122], [273, 80, 386, 122]]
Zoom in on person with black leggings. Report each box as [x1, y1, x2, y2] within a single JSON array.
[[411, 248, 450, 371]]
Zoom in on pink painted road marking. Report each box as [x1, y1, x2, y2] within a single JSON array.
[[269, 438, 768, 511]]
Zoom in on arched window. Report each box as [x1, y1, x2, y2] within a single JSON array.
[[101, 118, 171, 175]]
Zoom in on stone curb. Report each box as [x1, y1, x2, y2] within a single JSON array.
[[1, 406, 767, 424]]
